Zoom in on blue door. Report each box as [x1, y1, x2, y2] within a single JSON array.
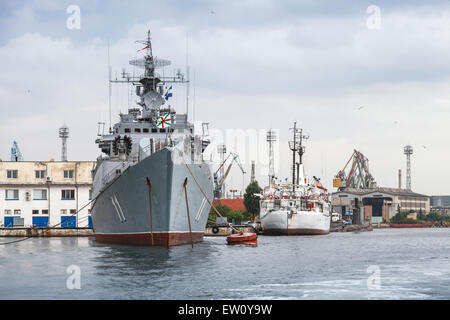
[[61, 216, 76, 228], [4, 216, 20, 228], [88, 216, 93, 228], [32, 217, 49, 227]]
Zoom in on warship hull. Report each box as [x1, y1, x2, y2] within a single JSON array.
[[91, 148, 213, 246], [261, 210, 330, 235]]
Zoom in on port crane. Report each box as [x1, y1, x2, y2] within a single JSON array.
[[214, 152, 246, 198], [10, 141, 24, 162], [333, 149, 376, 191]]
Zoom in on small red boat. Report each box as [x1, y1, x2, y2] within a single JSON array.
[[226, 232, 258, 246]]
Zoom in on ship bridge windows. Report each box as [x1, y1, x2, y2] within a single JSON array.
[[124, 128, 131, 133], [143, 128, 149, 133], [134, 128, 141, 133], [151, 129, 157, 133], [159, 129, 166, 133]]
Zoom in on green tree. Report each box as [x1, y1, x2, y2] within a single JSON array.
[[208, 204, 232, 225], [243, 180, 262, 216], [208, 204, 251, 225], [391, 210, 417, 224]]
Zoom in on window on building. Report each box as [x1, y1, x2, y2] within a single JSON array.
[[60, 209, 67, 215], [33, 189, 47, 200], [4, 209, 11, 215], [124, 128, 131, 133], [159, 128, 166, 133], [70, 209, 77, 215], [143, 128, 149, 133], [32, 210, 39, 215], [14, 209, 21, 215], [134, 128, 141, 133], [7, 170, 18, 179], [61, 190, 75, 200], [151, 128, 157, 133], [63, 170, 74, 178], [42, 209, 48, 215], [89, 189, 93, 200], [5, 189, 19, 200], [35, 170, 46, 179]]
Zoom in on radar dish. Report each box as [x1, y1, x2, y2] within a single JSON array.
[[154, 58, 171, 68], [143, 90, 165, 110], [129, 57, 171, 69]]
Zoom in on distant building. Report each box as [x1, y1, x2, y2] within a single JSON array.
[[430, 195, 450, 207], [0, 161, 96, 228], [331, 187, 430, 224], [430, 195, 450, 216]]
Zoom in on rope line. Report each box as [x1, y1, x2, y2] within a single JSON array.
[[182, 157, 242, 234]]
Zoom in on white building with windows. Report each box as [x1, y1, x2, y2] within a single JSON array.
[[0, 160, 96, 228]]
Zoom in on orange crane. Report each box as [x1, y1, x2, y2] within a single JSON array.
[[333, 149, 376, 191]]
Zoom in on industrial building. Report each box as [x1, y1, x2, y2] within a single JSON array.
[[0, 160, 96, 228], [430, 195, 450, 216], [331, 187, 430, 223]]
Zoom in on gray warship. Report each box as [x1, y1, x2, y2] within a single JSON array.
[[91, 30, 214, 246]]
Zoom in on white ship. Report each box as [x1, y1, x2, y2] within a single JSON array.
[[259, 123, 331, 235]]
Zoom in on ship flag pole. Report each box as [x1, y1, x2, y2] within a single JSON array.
[[186, 32, 190, 121], [108, 39, 112, 133]]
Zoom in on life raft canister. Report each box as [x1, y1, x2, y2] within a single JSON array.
[[212, 226, 220, 234]]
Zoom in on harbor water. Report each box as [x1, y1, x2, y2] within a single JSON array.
[[1, 228, 450, 299]]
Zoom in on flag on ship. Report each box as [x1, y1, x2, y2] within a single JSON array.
[[164, 86, 173, 100], [156, 112, 172, 128], [137, 45, 149, 52]]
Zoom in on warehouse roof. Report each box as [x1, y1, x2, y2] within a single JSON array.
[[333, 187, 428, 198], [212, 198, 246, 211]]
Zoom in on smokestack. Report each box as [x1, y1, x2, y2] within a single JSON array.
[[398, 169, 402, 189]]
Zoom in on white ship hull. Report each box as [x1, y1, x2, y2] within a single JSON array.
[[261, 209, 330, 235]]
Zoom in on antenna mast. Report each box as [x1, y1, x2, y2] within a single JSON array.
[[404, 145, 413, 190], [108, 40, 112, 133], [289, 122, 299, 192], [59, 125, 69, 162], [266, 129, 277, 187], [186, 33, 190, 120]]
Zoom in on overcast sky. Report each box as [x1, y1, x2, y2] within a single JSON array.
[[1, 0, 450, 195]]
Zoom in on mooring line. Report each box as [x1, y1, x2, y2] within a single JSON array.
[[183, 178, 194, 248], [146, 177, 154, 246], [182, 156, 242, 234]]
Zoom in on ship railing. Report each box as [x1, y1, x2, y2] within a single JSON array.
[[101, 161, 133, 186]]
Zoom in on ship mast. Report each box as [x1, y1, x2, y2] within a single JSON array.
[[289, 122, 298, 193]]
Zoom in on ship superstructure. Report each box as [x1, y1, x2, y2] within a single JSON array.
[[259, 124, 330, 235], [91, 31, 214, 246]]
